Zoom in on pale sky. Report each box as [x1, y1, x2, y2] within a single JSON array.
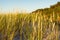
[[0, 0, 60, 13]]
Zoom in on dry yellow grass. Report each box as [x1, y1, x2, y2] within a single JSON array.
[[0, 12, 59, 40]]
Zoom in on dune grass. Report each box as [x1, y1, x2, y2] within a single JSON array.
[[0, 11, 59, 40]]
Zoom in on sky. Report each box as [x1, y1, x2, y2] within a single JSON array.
[[0, 0, 60, 13]]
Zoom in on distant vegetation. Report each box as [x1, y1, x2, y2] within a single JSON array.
[[0, 2, 60, 40], [32, 2, 60, 14]]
